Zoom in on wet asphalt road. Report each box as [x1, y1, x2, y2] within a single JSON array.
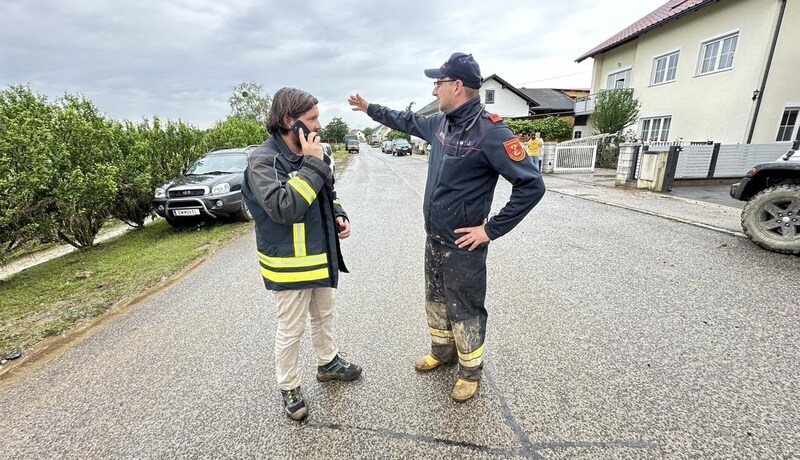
[[1, 144, 797, 459]]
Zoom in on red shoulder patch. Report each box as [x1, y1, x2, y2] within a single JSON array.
[[489, 113, 502, 123], [503, 138, 526, 162]]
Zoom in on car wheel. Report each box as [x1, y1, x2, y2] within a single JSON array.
[[741, 184, 800, 254], [236, 199, 253, 222]]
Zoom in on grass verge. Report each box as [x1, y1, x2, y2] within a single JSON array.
[[0, 219, 252, 356]]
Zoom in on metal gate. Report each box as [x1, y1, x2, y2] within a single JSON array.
[[553, 144, 597, 173]]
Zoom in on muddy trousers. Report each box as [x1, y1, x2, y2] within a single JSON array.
[[424, 236, 488, 381], [272, 288, 339, 391]]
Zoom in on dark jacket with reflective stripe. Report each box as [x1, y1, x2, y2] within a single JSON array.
[[367, 97, 545, 248], [242, 135, 348, 291]]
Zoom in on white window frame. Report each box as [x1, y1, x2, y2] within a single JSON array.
[[696, 31, 739, 76], [775, 106, 800, 142], [639, 115, 673, 142], [485, 89, 495, 104], [650, 50, 680, 86], [606, 67, 632, 89]]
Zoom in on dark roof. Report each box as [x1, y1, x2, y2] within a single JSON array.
[[518, 88, 575, 111], [576, 0, 716, 63]]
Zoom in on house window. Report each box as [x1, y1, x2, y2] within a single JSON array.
[[640, 116, 672, 142], [574, 131, 582, 139], [485, 89, 495, 104], [651, 51, 679, 85], [776, 108, 800, 142], [698, 33, 738, 75], [607, 68, 631, 89]]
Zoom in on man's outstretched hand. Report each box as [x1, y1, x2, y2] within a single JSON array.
[[347, 94, 369, 113]]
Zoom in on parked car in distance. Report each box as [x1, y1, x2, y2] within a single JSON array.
[[370, 138, 381, 147], [730, 139, 800, 254], [381, 140, 393, 153], [390, 138, 412, 156], [153, 146, 257, 227], [345, 135, 360, 154]]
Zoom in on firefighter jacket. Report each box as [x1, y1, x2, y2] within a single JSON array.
[[367, 96, 546, 248], [242, 134, 348, 291]]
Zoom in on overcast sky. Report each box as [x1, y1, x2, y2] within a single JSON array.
[[1, 0, 667, 130]]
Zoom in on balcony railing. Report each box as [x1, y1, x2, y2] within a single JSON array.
[[574, 88, 634, 115]]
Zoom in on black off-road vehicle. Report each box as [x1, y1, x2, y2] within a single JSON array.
[[730, 140, 800, 254], [153, 146, 257, 227]]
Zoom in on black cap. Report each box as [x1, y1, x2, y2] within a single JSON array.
[[424, 52, 482, 89]]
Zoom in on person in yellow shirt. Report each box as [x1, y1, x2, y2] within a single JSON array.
[[527, 131, 543, 171]]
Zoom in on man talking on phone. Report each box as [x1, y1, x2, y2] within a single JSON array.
[[242, 87, 361, 422]]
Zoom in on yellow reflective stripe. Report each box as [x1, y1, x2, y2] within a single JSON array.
[[260, 267, 329, 283], [288, 177, 315, 205], [458, 344, 484, 362], [293, 223, 306, 257], [258, 252, 327, 268], [429, 327, 454, 338], [333, 198, 343, 206]]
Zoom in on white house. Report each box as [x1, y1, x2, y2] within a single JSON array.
[[418, 75, 582, 124], [575, 0, 800, 145]]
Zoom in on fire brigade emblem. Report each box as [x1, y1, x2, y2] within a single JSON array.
[[503, 138, 526, 162]]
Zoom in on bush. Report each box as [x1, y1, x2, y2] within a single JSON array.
[[0, 85, 58, 257], [505, 116, 572, 142], [49, 94, 121, 248], [198, 116, 267, 154]]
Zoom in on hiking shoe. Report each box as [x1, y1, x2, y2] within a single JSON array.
[[451, 378, 479, 403], [413, 354, 456, 372], [281, 387, 308, 421], [317, 354, 362, 382]]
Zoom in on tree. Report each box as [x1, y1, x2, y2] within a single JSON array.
[[363, 127, 374, 137], [199, 116, 267, 153], [228, 82, 271, 123], [386, 129, 410, 142], [322, 117, 348, 143], [0, 85, 58, 257], [49, 93, 121, 248], [591, 89, 640, 134]]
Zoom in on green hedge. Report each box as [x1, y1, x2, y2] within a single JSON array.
[[0, 85, 267, 259]]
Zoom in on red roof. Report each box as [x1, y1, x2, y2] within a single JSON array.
[[576, 0, 716, 63]]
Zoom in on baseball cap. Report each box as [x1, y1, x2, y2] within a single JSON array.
[[424, 52, 482, 89]]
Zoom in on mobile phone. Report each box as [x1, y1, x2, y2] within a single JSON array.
[[290, 120, 312, 142]]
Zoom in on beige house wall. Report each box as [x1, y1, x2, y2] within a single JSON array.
[[587, 0, 798, 144]]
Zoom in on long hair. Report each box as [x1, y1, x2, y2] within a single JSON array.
[[265, 87, 318, 134]]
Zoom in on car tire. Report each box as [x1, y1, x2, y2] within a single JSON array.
[[235, 200, 253, 222], [741, 184, 800, 254]]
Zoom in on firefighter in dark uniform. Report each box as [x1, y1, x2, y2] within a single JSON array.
[[348, 52, 546, 402]]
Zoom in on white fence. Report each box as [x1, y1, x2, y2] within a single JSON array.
[[552, 134, 614, 173], [553, 145, 597, 173], [674, 144, 715, 179], [629, 141, 792, 180], [715, 143, 792, 177]]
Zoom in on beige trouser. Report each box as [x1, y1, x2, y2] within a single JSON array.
[[273, 287, 338, 391]]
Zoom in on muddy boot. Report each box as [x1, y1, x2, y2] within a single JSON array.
[[413, 354, 445, 372], [451, 378, 479, 403], [281, 387, 308, 421]]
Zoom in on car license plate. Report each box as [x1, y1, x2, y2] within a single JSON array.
[[173, 209, 200, 216]]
